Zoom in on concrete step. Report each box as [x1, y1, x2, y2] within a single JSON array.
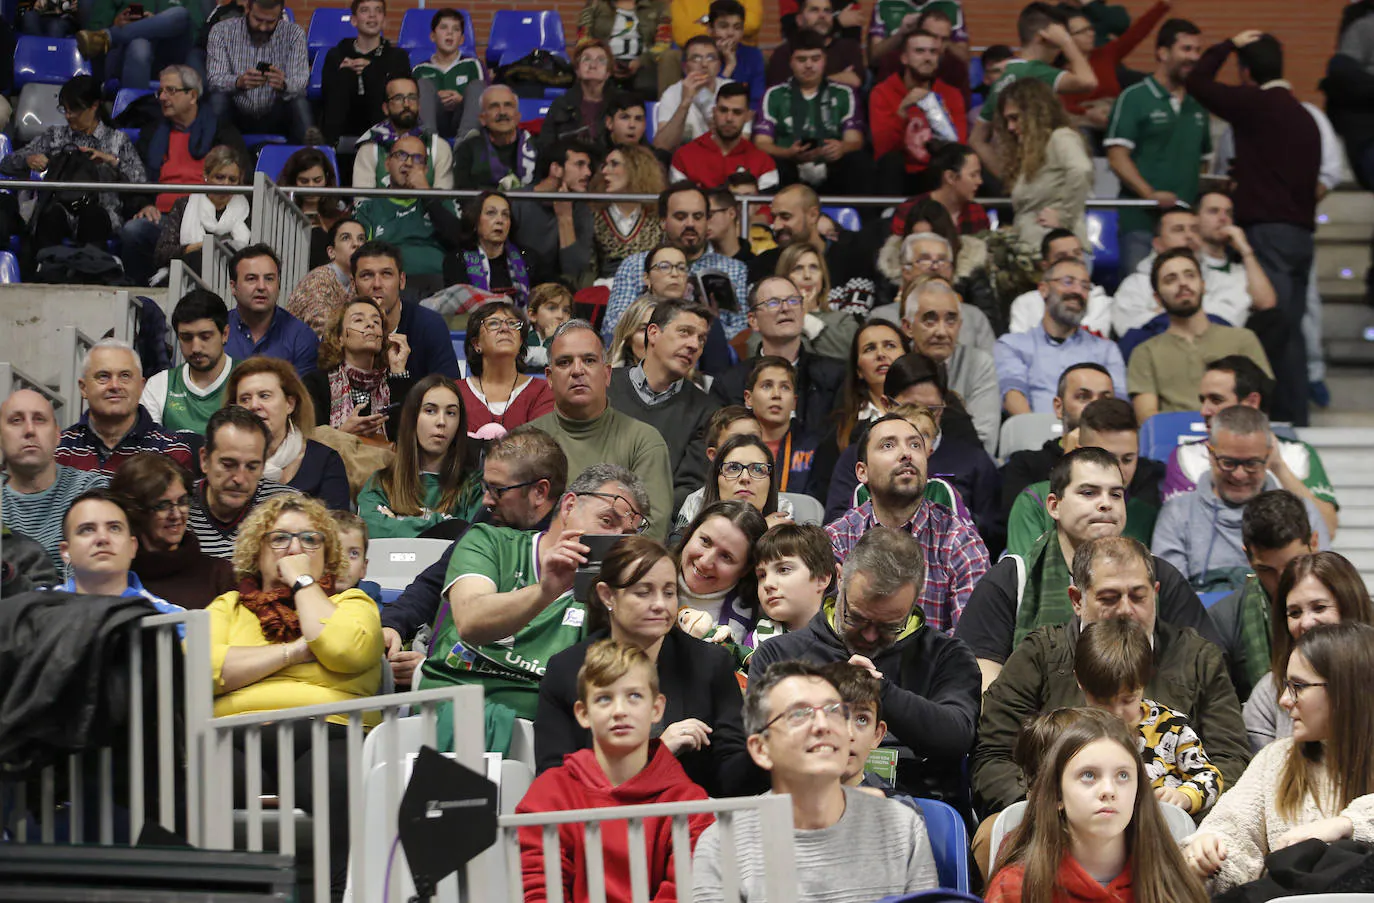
[[1333, 489, 1374, 508], [1318, 277, 1368, 304], [1333, 527, 1374, 549], [1297, 427, 1374, 447], [1338, 507, 1374, 528], [1317, 191, 1374, 226], [1316, 243, 1373, 281], [1338, 548, 1374, 571], [1316, 223, 1372, 243], [1315, 448, 1374, 481]]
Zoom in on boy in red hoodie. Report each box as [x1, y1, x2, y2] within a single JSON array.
[[516, 639, 714, 903]]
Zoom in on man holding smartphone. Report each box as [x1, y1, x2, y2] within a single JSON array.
[[205, 0, 314, 144]]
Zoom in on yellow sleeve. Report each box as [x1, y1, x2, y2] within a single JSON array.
[[207, 591, 242, 692], [307, 588, 385, 675]]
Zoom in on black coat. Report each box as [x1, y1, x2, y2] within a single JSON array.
[[535, 628, 764, 797]]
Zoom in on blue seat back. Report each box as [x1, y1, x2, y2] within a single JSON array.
[[0, 251, 20, 284], [1199, 591, 1228, 609], [398, 7, 476, 60], [518, 97, 552, 124], [486, 9, 567, 68], [0, 134, 11, 160], [14, 36, 91, 89], [256, 144, 340, 182], [1138, 410, 1206, 463], [306, 7, 355, 55], [644, 100, 656, 142], [910, 797, 970, 892], [112, 87, 153, 120], [821, 205, 862, 232], [307, 50, 328, 101]]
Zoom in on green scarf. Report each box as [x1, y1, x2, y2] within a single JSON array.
[[1011, 530, 1075, 649], [1236, 574, 1272, 693]]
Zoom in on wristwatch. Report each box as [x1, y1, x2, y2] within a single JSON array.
[[290, 574, 316, 595]]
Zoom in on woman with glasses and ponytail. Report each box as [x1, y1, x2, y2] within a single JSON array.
[[208, 492, 383, 896], [457, 300, 554, 439], [674, 433, 793, 534]]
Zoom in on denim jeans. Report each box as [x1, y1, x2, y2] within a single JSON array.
[[208, 90, 313, 144], [118, 215, 162, 287], [107, 5, 191, 90], [19, 9, 76, 36], [1118, 229, 1154, 279]]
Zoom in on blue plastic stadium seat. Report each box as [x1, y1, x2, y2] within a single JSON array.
[[968, 58, 984, 93], [307, 50, 328, 101], [1138, 410, 1206, 463], [0, 251, 20, 284], [398, 7, 476, 60], [1199, 591, 1228, 610], [280, 6, 294, 22], [518, 97, 552, 124], [1086, 208, 1120, 272], [821, 205, 862, 232], [0, 134, 11, 160], [14, 36, 91, 89], [112, 87, 153, 120], [306, 7, 355, 56], [256, 144, 340, 182], [644, 100, 656, 142], [241, 134, 289, 148], [486, 9, 567, 69], [904, 798, 970, 892]]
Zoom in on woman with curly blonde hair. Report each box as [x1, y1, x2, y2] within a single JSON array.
[[208, 492, 383, 894], [590, 143, 667, 279], [993, 78, 1093, 254], [302, 297, 414, 442]]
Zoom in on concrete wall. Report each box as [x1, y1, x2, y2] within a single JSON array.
[[0, 287, 137, 390]]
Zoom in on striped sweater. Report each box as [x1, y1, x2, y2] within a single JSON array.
[[55, 407, 196, 475], [3, 466, 110, 573], [188, 478, 298, 560]]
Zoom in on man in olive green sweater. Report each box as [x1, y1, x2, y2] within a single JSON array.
[[528, 320, 675, 541]]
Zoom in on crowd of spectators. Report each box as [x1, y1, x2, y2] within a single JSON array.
[[4, 0, 1374, 900]]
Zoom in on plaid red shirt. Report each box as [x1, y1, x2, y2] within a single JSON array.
[[826, 499, 989, 634], [891, 193, 992, 236]]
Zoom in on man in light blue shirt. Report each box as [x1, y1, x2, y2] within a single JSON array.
[[600, 183, 748, 344], [994, 259, 1127, 414], [224, 244, 320, 375]]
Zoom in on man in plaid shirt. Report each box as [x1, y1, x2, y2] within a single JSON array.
[[826, 413, 988, 633], [206, 0, 312, 143]]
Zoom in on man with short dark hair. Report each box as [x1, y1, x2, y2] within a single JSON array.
[[141, 289, 236, 434], [1162, 355, 1338, 537], [972, 535, 1250, 815], [319, 0, 411, 145], [56, 340, 196, 475], [223, 243, 320, 374], [704, 187, 752, 264], [964, 444, 1215, 691], [750, 527, 980, 806], [764, 0, 864, 88], [57, 489, 183, 619], [994, 258, 1127, 416], [710, 0, 765, 105], [205, 0, 313, 143], [1105, 17, 1209, 275], [826, 414, 989, 633], [1193, 190, 1279, 330], [670, 82, 778, 190], [745, 182, 872, 313], [1208, 490, 1317, 702], [600, 93, 662, 162], [189, 405, 296, 559], [602, 183, 749, 343], [530, 321, 674, 540], [513, 136, 596, 287], [350, 240, 458, 378], [352, 74, 456, 190], [870, 29, 967, 195], [609, 299, 721, 511], [1188, 30, 1321, 426], [1152, 405, 1329, 591], [1127, 248, 1272, 421], [285, 217, 366, 336], [654, 35, 739, 151]]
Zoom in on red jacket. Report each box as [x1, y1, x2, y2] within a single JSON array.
[[868, 73, 967, 173], [670, 133, 779, 190], [985, 855, 1136, 903], [516, 742, 713, 903], [1062, 1, 1170, 114]]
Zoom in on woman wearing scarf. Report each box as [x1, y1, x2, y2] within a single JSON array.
[[207, 493, 382, 896], [225, 358, 352, 511], [153, 145, 250, 278], [442, 190, 532, 308], [303, 297, 414, 443], [457, 300, 554, 439]]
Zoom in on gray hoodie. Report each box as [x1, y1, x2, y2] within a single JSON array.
[[1151, 472, 1330, 589]]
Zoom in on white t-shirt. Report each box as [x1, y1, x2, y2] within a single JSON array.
[[1009, 285, 1114, 336], [656, 76, 748, 144]]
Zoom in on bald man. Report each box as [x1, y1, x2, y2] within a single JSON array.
[[2, 389, 109, 572]]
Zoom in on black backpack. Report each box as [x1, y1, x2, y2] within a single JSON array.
[[34, 245, 127, 285]]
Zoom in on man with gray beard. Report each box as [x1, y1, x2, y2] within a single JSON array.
[[994, 258, 1127, 415]]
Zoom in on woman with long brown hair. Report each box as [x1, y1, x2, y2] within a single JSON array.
[[278, 146, 350, 269], [590, 144, 666, 280], [302, 296, 414, 442], [356, 374, 482, 538], [993, 78, 1093, 255], [986, 707, 1208, 903], [1187, 621, 1374, 892], [1243, 551, 1374, 751]]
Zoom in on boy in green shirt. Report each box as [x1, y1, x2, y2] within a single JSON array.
[[412, 8, 486, 139]]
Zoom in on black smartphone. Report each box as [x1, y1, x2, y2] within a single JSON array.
[[573, 534, 628, 603], [256, 61, 272, 73], [695, 270, 738, 313], [127, 3, 144, 14]]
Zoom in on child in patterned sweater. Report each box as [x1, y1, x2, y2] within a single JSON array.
[[1075, 618, 1224, 816]]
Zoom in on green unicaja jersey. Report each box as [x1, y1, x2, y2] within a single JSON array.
[[871, 0, 964, 39], [757, 81, 862, 148], [413, 55, 486, 95], [420, 524, 586, 719], [977, 57, 1064, 121], [161, 357, 236, 435]]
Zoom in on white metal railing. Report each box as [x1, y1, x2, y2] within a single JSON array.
[[251, 171, 313, 300], [0, 361, 68, 426], [0, 609, 211, 846]]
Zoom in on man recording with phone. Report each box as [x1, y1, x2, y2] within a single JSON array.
[[416, 463, 651, 720], [205, 0, 315, 144]]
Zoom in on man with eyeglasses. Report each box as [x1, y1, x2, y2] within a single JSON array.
[[696, 660, 940, 900], [122, 64, 248, 287], [204, 0, 313, 144], [609, 298, 721, 512], [871, 234, 994, 353], [354, 141, 462, 297], [56, 339, 196, 476], [189, 406, 297, 559], [1128, 248, 1272, 422], [353, 75, 456, 191], [1007, 229, 1113, 336], [453, 85, 538, 190], [654, 35, 738, 152], [827, 414, 989, 634], [530, 321, 674, 540], [419, 463, 651, 719], [703, 187, 752, 264], [710, 276, 845, 435], [749, 527, 980, 811], [994, 257, 1127, 416], [318, 0, 411, 146], [55, 489, 184, 622], [973, 535, 1250, 817], [1152, 404, 1329, 593], [670, 82, 778, 191]]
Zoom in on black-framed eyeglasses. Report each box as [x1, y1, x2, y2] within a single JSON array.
[[575, 491, 650, 534], [155, 86, 193, 97], [480, 317, 523, 333], [265, 530, 326, 551], [750, 295, 804, 312], [761, 701, 850, 734], [648, 261, 689, 275], [386, 92, 421, 105], [388, 150, 426, 166], [720, 461, 771, 480], [840, 596, 908, 638], [1207, 445, 1267, 474], [1281, 678, 1328, 699], [149, 495, 192, 515], [482, 478, 541, 500]]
